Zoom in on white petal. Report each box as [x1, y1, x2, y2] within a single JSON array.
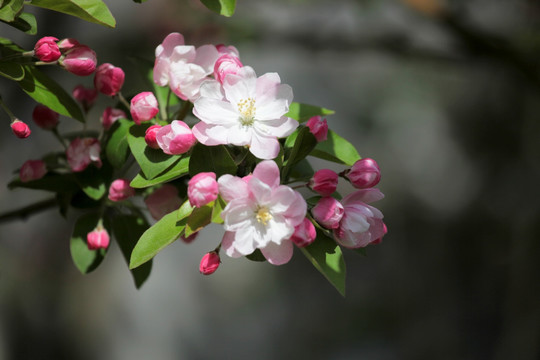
[[255, 116, 298, 138], [193, 98, 238, 125], [260, 239, 293, 265], [227, 124, 252, 146], [221, 231, 243, 258], [248, 132, 280, 160], [233, 226, 258, 255], [194, 44, 220, 74], [218, 175, 249, 202], [268, 215, 294, 245], [192, 122, 229, 145]]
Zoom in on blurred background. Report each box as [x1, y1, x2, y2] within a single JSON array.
[[1, 0, 540, 359]]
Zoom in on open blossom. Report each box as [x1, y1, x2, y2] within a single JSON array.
[[34, 36, 60, 62], [193, 66, 298, 159], [156, 120, 196, 155], [19, 160, 47, 183], [108, 178, 135, 202], [218, 160, 306, 265], [66, 137, 101, 172], [32, 105, 59, 130], [130, 92, 158, 125], [188, 172, 218, 207], [87, 227, 110, 250], [153, 32, 220, 101], [11, 120, 31, 139], [101, 107, 126, 130], [60, 45, 97, 76], [333, 188, 387, 248], [94, 63, 125, 96], [306, 115, 328, 142], [144, 184, 183, 220]]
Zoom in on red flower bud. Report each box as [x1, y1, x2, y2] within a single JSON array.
[[309, 169, 338, 196], [306, 115, 328, 142], [101, 107, 127, 130], [108, 178, 135, 202], [72, 85, 98, 112], [11, 120, 31, 139], [87, 227, 110, 250], [34, 36, 61, 62], [290, 217, 316, 248], [61, 45, 97, 76], [346, 158, 381, 189], [32, 105, 59, 130], [199, 251, 220, 275], [144, 124, 162, 149], [94, 63, 125, 96]]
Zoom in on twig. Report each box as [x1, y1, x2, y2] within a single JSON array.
[[0, 197, 57, 224]]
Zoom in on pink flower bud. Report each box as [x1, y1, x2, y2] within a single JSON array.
[[309, 169, 338, 196], [346, 158, 381, 189], [312, 196, 344, 229], [100, 107, 127, 130], [32, 105, 59, 130], [34, 36, 61, 62], [19, 160, 47, 183], [144, 184, 183, 220], [57, 38, 80, 51], [94, 63, 125, 96], [61, 45, 97, 76], [66, 137, 102, 172], [290, 217, 316, 247], [87, 227, 110, 250], [181, 232, 199, 244], [216, 44, 240, 57], [130, 92, 159, 125], [145, 124, 162, 149], [188, 172, 218, 208], [199, 251, 220, 275], [72, 85, 98, 112], [306, 115, 328, 142], [214, 54, 243, 84], [108, 178, 135, 202], [156, 120, 197, 155], [11, 120, 31, 139]]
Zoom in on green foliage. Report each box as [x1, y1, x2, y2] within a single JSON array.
[[9, 173, 79, 193], [301, 230, 346, 296], [189, 143, 237, 178], [74, 164, 112, 201], [130, 155, 190, 188], [311, 129, 361, 166], [28, 0, 116, 28], [129, 200, 194, 269], [106, 118, 131, 169], [185, 203, 213, 237], [5, 12, 37, 34], [70, 212, 107, 274], [200, 0, 236, 17], [282, 127, 318, 179], [0, 0, 24, 22], [286, 102, 335, 123], [112, 215, 152, 288]]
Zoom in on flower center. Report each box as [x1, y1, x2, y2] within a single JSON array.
[[237, 97, 256, 126], [255, 206, 272, 226]]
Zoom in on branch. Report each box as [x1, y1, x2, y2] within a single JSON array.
[[0, 197, 57, 224]]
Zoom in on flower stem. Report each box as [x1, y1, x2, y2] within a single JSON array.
[[0, 96, 16, 121], [51, 127, 68, 150], [174, 101, 193, 121], [0, 197, 57, 224], [117, 92, 131, 110]]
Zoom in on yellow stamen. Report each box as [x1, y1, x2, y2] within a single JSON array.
[[238, 97, 256, 126], [256, 206, 272, 226]]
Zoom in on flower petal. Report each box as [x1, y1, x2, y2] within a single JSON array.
[[260, 239, 293, 265], [252, 160, 280, 189], [342, 188, 384, 205], [193, 97, 238, 125], [255, 116, 298, 138], [192, 122, 229, 145], [218, 174, 249, 202], [249, 132, 280, 160], [194, 44, 219, 74], [221, 231, 243, 258]]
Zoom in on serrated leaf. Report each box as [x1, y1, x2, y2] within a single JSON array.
[[0, 0, 24, 22], [112, 215, 153, 289], [28, 0, 116, 28], [129, 200, 194, 269], [189, 143, 237, 178], [185, 203, 213, 237], [130, 155, 189, 188], [70, 212, 107, 274], [286, 102, 334, 123], [300, 230, 346, 296], [127, 123, 182, 179], [106, 118, 131, 169], [282, 127, 317, 179], [200, 0, 236, 17], [310, 129, 361, 166], [18, 65, 85, 122]]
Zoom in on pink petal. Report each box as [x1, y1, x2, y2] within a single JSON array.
[[192, 122, 229, 145], [218, 175, 249, 202], [155, 32, 185, 58], [253, 160, 280, 189], [221, 231, 242, 258], [342, 188, 385, 205], [247, 177, 273, 205], [260, 239, 293, 265], [194, 44, 220, 74]]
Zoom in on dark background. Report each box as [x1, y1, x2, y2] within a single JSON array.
[[0, 0, 539, 359]]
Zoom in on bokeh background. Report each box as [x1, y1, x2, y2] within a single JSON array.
[[1, 0, 540, 359]]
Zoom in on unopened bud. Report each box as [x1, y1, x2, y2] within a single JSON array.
[[87, 227, 110, 250], [312, 196, 344, 229], [60, 45, 97, 76], [306, 115, 328, 142], [11, 120, 31, 139], [94, 63, 125, 96], [144, 124, 162, 149], [130, 92, 159, 125], [199, 251, 220, 275], [108, 178, 135, 202], [346, 158, 381, 189], [32, 104, 59, 130], [309, 169, 338, 196], [34, 36, 61, 62], [290, 218, 316, 247], [19, 160, 47, 183], [188, 172, 218, 208]]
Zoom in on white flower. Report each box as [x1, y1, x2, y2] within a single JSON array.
[[192, 66, 298, 159]]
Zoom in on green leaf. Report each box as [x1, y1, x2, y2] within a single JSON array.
[[0, 61, 23, 81], [106, 118, 131, 169], [9, 173, 79, 193], [112, 215, 153, 289], [246, 249, 266, 262], [189, 143, 237, 178], [28, 0, 116, 28], [200, 0, 236, 17], [289, 158, 314, 181], [1, 12, 37, 34], [310, 129, 361, 166], [0, 36, 24, 54], [286, 102, 335, 123], [130, 155, 189, 188], [74, 164, 111, 200], [0, 0, 24, 22], [18, 65, 85, 122], [300, 230, 346, 296], [130, 200, 194, 269], [149, 69, 180, 120], [128, 123, 182, 179], [282, 127, 317, 179], [211, 196, 226, 224], [70, 212, 107, 274], [185, 203, 213, 237]]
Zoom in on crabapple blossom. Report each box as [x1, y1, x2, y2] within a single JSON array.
[[144, 184, 183, 220], [193, 66, 298, 159], [87, 227, 110, 250], [108, 179, 135, 202], [214, 54, 243, 84], [66, 137, 101, 172], [60, 45, 97, 76], [218, 160, 306, 265], [72, 85, 98, 112], [11, 120, 31, 138], [19, 160, 47, 183], [199, 251, 220, 275], [290, 218, 316, 248], [94, 63, 125, 96], [130, 92, 158, 125], [145, 124, 162, 149], [57, 38, 80, 51], [216, 44, 240, 57], [32, 105, 59, 130], [333, 188, 387, 248], [346, 158, 381, 189], [312, 196, 344, 229], [188, 172, 218, 207], [156, 120, 196, 155], [309, 169, 338, 196], [34, 36, 61, 62], [101, 107, 127, 130], [306, 115, 328, 142], [153, 32, 220, 101]]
